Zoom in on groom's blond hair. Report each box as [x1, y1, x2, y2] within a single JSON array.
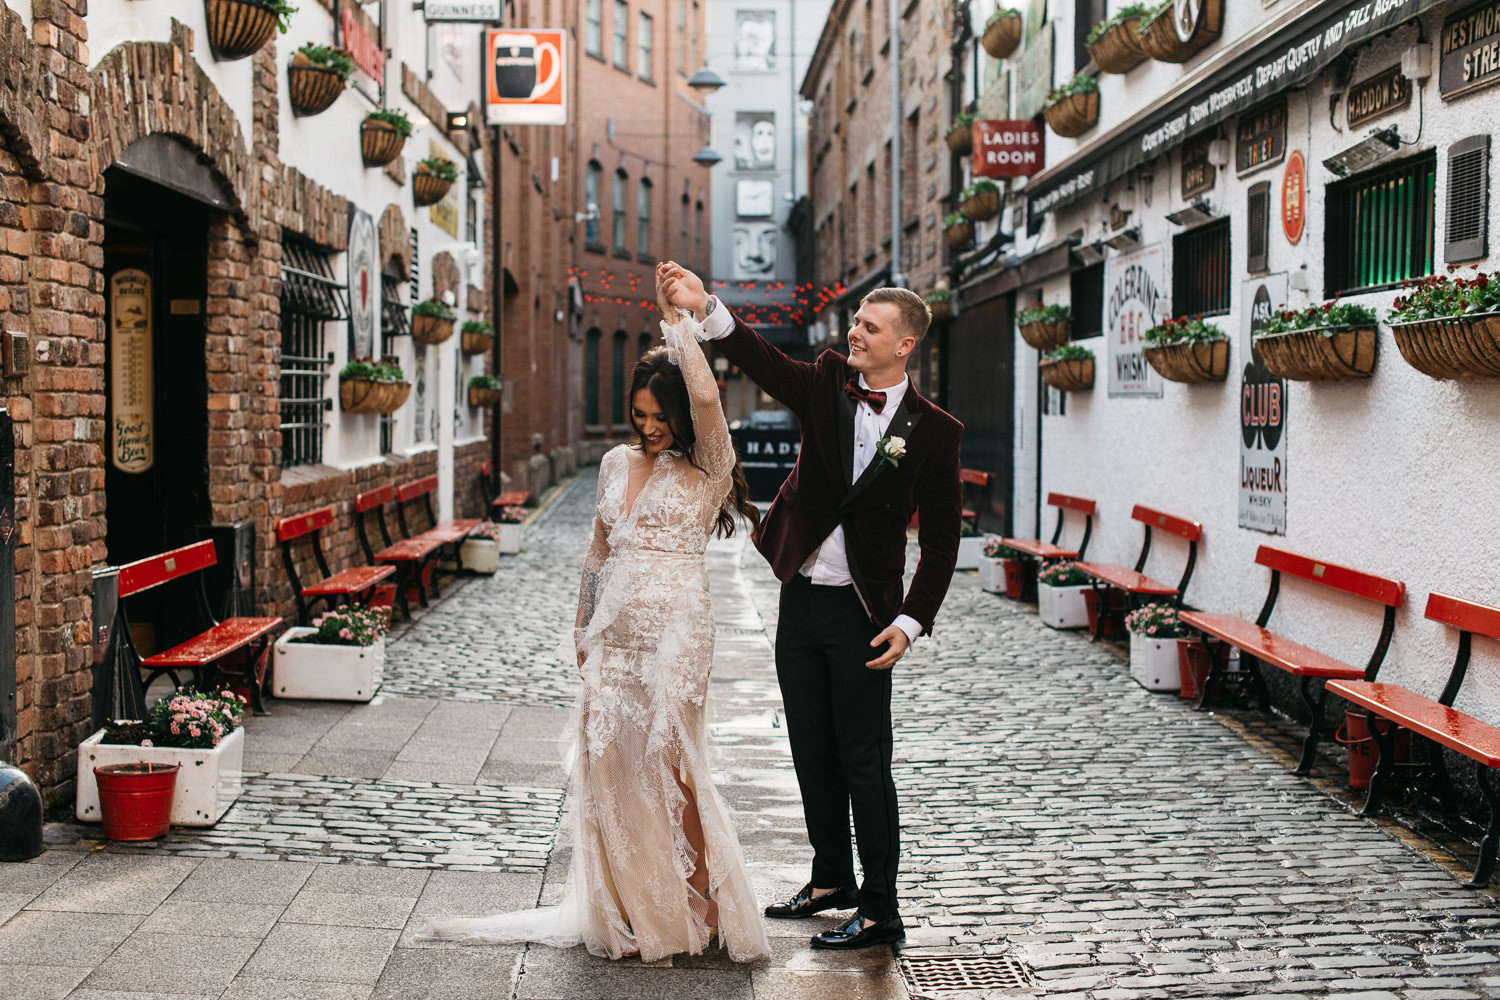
[[861, 287, 931, 344]]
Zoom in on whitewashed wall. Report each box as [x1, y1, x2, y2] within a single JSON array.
[[1014, 6, 1500, 723]]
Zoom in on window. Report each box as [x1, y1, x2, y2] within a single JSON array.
[[865, 162, 877, 258], [585, 160, 602, 247], [1070, 262, 1105, 340], [638, 12, 654, 81], [1446, 135, 1490, 262], [901, 111, 918, 225], [612, 332, 628, 424], [585, 329, 602, 425], [681, 193, 690, 259], [691, 1, 700, 72], [1074, 0, 1107, 75], [279, 236, 346, 468], [677, 0, 687, 75], [614, 0, 630, 69], [638, 332, 652, 357], [1247, 182, 1271, 273], [586, 0, 603, 57], [1325, 151, 1436, 295], [638, 178, 652, 257], [613, 170, 629, 253], [1172, 218, 1231, 318], [694, 200, 703, 272]]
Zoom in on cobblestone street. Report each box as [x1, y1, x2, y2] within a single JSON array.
[[5, 469, 1500, 998]]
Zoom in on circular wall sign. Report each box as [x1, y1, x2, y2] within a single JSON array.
[[1281, 150, 1306, 245], [1174, 0, 1202, 43]]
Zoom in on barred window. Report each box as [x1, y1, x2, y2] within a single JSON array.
[[1172, 218, 1230, 318], [611, 331, 628, 424], [587, 0, 603, 56], [380, 272, 409, 455], [279, 237, 347, 468], [1325, 151, 1435, 295]]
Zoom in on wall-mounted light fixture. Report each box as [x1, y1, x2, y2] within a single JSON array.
[[446, 111, 470, 131]]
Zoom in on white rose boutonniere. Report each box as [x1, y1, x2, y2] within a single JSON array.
[[875, 435, 906, 470]]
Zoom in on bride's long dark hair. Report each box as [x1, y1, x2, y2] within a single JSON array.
[[630, 347, 761, 540]]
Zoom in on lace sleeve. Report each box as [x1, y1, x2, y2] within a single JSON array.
[[574, 468, 612, 638], [661, 314, 736, 480]]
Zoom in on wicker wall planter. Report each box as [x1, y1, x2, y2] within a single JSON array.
[[412, 314, 456, 344], [1089, 19, 1148, 73], [340, 379, 411, 415], [1040, 357, 1094, 392], [412, 170, 454, 207], [1043, 91, 1099, 138], [960, 187, 1001, 222], [469, 385, 504, 407], [1139, 0, 1222, 63], [461, 330, 495, 355], [1390, 314, 1500, 379], [361, 120, 407, 167], [945, 126, 973, 157], [1142, 339, 1230, 383], [944, 219, 973, 250], [288, 64, 346, 116], [205, 0, 279, 61], [980, 15, 1022, 59], [1254, 326, 1377, 381], [1019, 319, 1069, 352]]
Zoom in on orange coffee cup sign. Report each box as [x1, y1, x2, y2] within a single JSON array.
[[486, 28, 567, 126]]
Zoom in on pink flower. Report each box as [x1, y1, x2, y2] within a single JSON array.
[[1147, 625, 1157, 635], [339, 627, 353, 640], [170, 723, 180, 734], [141, 739, 154, 747], [188, 725, 201, 738]]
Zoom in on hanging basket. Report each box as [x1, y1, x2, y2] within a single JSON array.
[[1089, 19, 1148, 74], [980, 14, 1022, 59], [469, 385, 504, 407], [1039, 357, 1094, 392], [94, 762, 179, 841], [1142, 338, 1230, 383], [945, 124, 973, 157], [205, 0, 279, 61], [1018, 318, 1069, 352], [361, 120, 407, 167], [1043, 91, 1099, 138], [944, 219, 973, 251], [1138, 0, 1222, 63], [1390, 314, 1500, 380], [412, 313, 456, 344], [461, 330, 495, 355], [340, 378, 411, 415], [959, 187, 1001, 222], [927, 299, 952, 323], [412, 170, 455, 207], [287, 63, 346, 116], [1253, 326, 1377, 381]]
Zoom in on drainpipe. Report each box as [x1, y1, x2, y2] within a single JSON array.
[[888, 0, 905, 288], [490, 125, 503, 497]]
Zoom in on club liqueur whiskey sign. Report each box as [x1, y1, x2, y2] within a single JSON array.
[[1240, 276, 1288, 534]]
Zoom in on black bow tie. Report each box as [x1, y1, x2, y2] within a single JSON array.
[[845, 378, 887, 414]]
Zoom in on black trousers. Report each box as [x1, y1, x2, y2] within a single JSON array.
[[776, 574, 900, 921]]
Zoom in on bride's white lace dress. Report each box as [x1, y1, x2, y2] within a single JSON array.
[[422, 315, 770, 963]]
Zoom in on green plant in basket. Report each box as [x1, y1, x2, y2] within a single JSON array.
[[1016, 303, 1070, 326], [295, 45, 354, 79], [1042, 343, 1092, 362], [1038, 560, 1090, 587], [340, 359, 379, 381], [1086, 3, 1154, 46], [961, 179, 999, 201], [1047, 72, 1099, 104], [925, 288, 950, 304], [417, 157, 459, 181], [253, 0, 298, 34], [365, 107, 414, 137], [373, 360, 404, 381], [1143, 315, 1225, 345], [1261, 300, 1378, 335], [986, 7, 1021, 26], [1124, 602, 1192, 639], [981, 535, 1019, 559], [462, 320, 493, 335], [413, 299, 456, 320], [947, 112, 975, 135], [942, 212, 971, 230], [470, 374, 502, 390]]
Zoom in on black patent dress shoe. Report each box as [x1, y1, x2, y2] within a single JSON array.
[[811, 913, 906, 950], [763, 883, 859, 919]]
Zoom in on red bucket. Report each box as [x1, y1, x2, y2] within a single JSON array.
[[1001, 558, 1026, 599], [1177, 642, 1224, 701], [1336, 709, 1411, 790], [94, 762, 179, 841], [1082, 589, 1124, 637]]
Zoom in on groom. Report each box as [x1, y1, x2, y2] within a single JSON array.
[[659, 262, 963, 950]]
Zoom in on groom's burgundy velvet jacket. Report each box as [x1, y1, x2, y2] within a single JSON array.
[[716, 314, 963, 636]]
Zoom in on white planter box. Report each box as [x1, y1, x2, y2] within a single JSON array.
[[495, 522, 524, 554], [459, 537, 501, 573], [977, 555, 1007, 593], [954, 536, 984, 571], [77, 726, 244, 827], [1038, 583, 1090, 629], [1130, 633, 1185, 692], [272, 627, 385, 702]]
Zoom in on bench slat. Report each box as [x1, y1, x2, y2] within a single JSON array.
[[420, 519, 481, 546], [276, 508, 335, 543], [118, 540, 219, 598], [1180, 611, 1365, 679], [303, 565, 396, 597], [959, 468, 990, 486], [1130, 505, 1202, 542], [1328, 680, 1500, 767], [397, 474, 439, 503], [492, 491, 529, 508], [141, 617, 283, 668], [1046, 492, 1095, 514], [376, 537, 442, 563], [1254, 545, 1404, 607], [1000, 538, 1078, 561], [1075, 562, 1178, 597], [355, 484, 397, 512], [1427, 592, 1500, 643]]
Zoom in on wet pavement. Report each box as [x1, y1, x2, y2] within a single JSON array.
[[5, 468, 1500, 999]]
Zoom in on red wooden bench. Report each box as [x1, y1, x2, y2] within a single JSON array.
[[479, 462, 529, 513], [355, 484, 444, 621], [1328, 592, 1500, 887], [1000, 492, 1094, 563], [1075, 505, 1203, 639], [959, 468, 992, 530], [275, 506, 396, 625], [1180, 546, 1405, 774], [397, 475, 481, 563], [117, 539, 283, 715]]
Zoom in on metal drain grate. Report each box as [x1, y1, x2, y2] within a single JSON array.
[[899, 954, 1037, 998]]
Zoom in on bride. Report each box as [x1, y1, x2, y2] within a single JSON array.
[[421, 275, 771, 963]]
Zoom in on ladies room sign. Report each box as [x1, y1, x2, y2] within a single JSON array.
[[486, 28, 567, 125]]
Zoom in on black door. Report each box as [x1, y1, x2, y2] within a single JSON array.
[[945, 294, 1015, 535]]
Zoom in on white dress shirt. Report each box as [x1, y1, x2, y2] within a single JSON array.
[[698, 298, 922, 647]]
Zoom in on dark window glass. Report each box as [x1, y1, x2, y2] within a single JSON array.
[[586, 161, 602, 246], [1172, 218, 1231, 318], [585, 329, 601, 425], [611, 332, 628, 424], [1325, 151, 1435, 295], [1069, 262, 1104, 339]]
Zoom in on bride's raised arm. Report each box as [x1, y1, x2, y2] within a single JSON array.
[[658, 303, 736, 482]]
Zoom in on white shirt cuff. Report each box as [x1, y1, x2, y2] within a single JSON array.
[[892, 614, 922, 648], [699, 296, 733, 340]]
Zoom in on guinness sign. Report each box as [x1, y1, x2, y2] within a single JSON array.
[[1347, 65, 1411, 128]]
